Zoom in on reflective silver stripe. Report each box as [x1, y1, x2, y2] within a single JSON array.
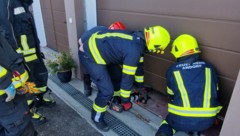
[[14, 7, 26, 15], [21, 48, 36, 55], [94, 112, 101, 122]]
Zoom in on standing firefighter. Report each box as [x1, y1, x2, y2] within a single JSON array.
[[0, 30, 37, 135], [78, 25, 170, 131], [155, 34, 222, 136], [1, 0, 56, 125]]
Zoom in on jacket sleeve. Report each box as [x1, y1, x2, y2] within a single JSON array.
[[0, 65, 12, 90], [134, 56, 144, 88], [0, 0, 19, 50], [166, 66, 175, 100], [120, 50, 141, 98]]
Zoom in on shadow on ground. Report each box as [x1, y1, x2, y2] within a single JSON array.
[[34, 93, 102, 136]]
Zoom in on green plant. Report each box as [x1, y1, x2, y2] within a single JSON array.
[[46, 52, 76, 74]]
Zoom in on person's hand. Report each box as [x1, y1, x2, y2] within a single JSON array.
[[4, 84, 16, 102]]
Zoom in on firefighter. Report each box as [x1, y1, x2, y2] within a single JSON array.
[[78, 25, 170, 131], [155, 34, 222, 136], [1, 0, 56, 126], [82, 21, 127, 97], [0, 32, 37, 135]]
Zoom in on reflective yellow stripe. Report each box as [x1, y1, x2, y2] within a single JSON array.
[[135, 75, 144, 83], [37, 86, 47, 92], [95, 33, 133, 40], [0, 90, 5, 95], [20, 35, 29, 50], [174, 71, 190, 108], [120, 89, 131, 98], [88, 32, 133, 64], [16, 48, 22, 53], [93, 103, 107, 112], [204, 68, 211, 108], [113, 90, 120, 97], [24, 54, 38, 62], [0, 66, 8, 95], [27, 100, 33, 105], [139, 57, 144, 63], [0, 66, 7, 78], [168, 104, 222, 117], [122, 65, 137, 75], [89, 33, 106, 64], [167, 87, 174, 95], [12, 70, 29, 88]]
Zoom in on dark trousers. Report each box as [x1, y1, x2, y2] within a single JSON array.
[[79, 51, 114, 107], [0, 95, 37, 136], [157, 113, 216, 136], [26, 59, 48, 88]]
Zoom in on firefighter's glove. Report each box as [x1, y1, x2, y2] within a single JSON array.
[[4, 84, 16, 102], [17, 82, 41, 94]]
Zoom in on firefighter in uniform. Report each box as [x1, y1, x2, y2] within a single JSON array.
[[1, 0, 56, 126], [82, 21, 127, 97], [79, 25, 170, 131], [0, 31, 37, 135], [155, 34, 222, 136]]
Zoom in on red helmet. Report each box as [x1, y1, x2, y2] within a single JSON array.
[[108, 21, 126, 30]]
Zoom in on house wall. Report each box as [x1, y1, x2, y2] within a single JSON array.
[[96, 0, 240, 117]]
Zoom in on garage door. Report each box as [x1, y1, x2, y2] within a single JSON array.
[[40, 0, 69, 52]]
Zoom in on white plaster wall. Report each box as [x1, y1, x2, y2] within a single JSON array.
[[32, 0, 47, 47], [84, 0, 97, 30]]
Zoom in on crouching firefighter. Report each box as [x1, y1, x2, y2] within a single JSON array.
[[155, 34, 222, 136], [78, 25, 170, 131], [11, 0, 56, 125], [0, 33, 38, 136]]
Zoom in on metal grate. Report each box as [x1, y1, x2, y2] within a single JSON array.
[[49, 75, 140, 136]]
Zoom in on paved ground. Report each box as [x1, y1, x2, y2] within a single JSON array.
[[34, 93, 102, 136]]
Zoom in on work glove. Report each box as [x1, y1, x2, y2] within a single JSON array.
[[17, 82, 42, 94], [4, 84, 16, 102]]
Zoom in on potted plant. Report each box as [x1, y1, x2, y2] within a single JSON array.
[[46, 52, 76, 83]]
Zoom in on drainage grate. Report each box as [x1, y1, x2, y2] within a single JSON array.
[[49, 75, 140, 136]]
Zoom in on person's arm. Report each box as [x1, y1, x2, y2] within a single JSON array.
[[120, 51, 141, 102], [166, 67, 174, 100], [135, 56, 144, 88], [0, 0, 19, 50]]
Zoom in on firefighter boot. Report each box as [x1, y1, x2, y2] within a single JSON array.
[[30, 108, 47, 126], [34, 88, 56, 108], [109, 96, 123, 113], [83, 74, 92, 96], [91, 109, 109, 132]]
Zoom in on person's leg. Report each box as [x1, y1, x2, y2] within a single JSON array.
[[107, 64, 123, 112], [155, 120, 175, 136], [27, 60, 56, 108], [0, 126, 4, 136], [79, 51, 113, 131], [0, 95, 37, 136]]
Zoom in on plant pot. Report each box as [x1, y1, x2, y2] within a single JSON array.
[[57, 70, 72, 83]]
